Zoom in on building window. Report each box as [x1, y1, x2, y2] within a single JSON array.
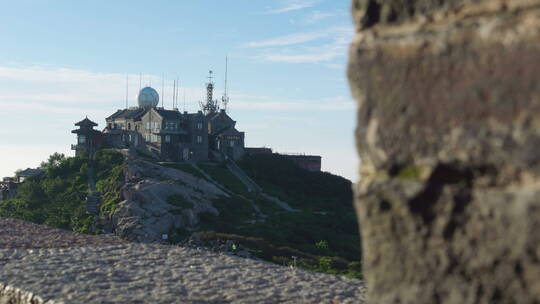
[[145, 134, 150, 142], [146, 122, 151, 130], [78, 136, 86, 144], [197, 122, 203, 130], [128, 123, 131, 130], [197, 136, 203, 144], [152, 134, 158, 142], [229, 140, 235, 147], [108, 123, 112, 129], [165, 122, 177, 130], [165, 135, 171, 143]]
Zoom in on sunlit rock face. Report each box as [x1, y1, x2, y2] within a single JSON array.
[[348, 0, 540, 303]]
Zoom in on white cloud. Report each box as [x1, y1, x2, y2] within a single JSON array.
[[244, 31, 328, 48], [0, 65, 208, 114], [244, 26, 353, 64], [232, 95, 354, 111], [265, 0, 319, 14], [303, 11, 337, 23]]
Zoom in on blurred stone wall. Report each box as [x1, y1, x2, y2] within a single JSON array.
[[348, 0, 540, 303]]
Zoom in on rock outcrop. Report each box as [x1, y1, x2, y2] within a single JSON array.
[[349, 0, 540, 303], [111, 158, 226, 242]]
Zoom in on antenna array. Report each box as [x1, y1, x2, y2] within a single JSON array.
[[221, 56, 229, 112], [199, 70, 220, 115]]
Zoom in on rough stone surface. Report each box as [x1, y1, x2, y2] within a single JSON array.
[[111, 158, 225, 242], [0, 244, 366, 304], [349, 0, 540, 303]]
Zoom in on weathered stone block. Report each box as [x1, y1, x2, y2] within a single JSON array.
[[349, 0, 540, 302]]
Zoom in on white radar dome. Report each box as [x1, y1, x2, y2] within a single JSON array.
[[137, 87, 159, 108]]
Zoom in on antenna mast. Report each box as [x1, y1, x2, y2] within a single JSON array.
[[125, 73, 129, 109], [172, 79, 176, 109], [183, 88, 186, 112], [199, 70, 219, 115], [221, 56, 229, 112], [161, 73, 164, 108], [176, 77, 180, 110]]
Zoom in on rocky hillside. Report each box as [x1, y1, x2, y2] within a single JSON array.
[[0, 149, 361, 279]]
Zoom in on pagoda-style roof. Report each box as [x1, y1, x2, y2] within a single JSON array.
[[75, 117, 98, 127]]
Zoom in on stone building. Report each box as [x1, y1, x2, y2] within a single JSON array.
[[0, 178, 18, 202], [207, 109, 245, 160], [73, 82, 245, 162], [0, 169, 43, 202]]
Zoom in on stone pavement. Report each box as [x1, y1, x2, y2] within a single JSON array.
[[0, 244, 366, 304]]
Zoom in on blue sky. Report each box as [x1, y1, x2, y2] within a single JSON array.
[[0, 0, 358, 181]]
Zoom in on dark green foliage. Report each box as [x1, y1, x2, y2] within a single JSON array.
[[95, 150, 125, 215], [167, 194, 194, 209], [198, 163, 249, 195], [238, 154, 353, 209], [96, 164, 124, 215], [0, 150, 125, 234], [0, 153, 93, 233], [236, 154, 361, 260], [198, 195, 255, 231]]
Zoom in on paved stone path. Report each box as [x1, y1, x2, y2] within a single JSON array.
[[1, 244, 366, 304]]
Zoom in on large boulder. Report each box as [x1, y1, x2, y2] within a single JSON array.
[[111, 158, 225, 242], [348, 0, 540, 303]]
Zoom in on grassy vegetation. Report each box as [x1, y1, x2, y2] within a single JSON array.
[[95, 150, 125, 215], [198, 163, 249, 195], [198, 195, 256, 231], [0, 149, 125, 233], [184, 154, 363, 278], [195, 231, 362, 279], [162, 163, 208, 181]]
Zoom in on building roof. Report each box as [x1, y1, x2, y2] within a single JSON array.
[[215, 125, 244, 137], [16, 168, 44, 177], [75, 117, 98, 127], [208, 109, 234, 122], [155, 109, 183, 120], [106, 108, 148, 121]]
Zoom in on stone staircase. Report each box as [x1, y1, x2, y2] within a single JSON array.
[[85, 167, 101, 216], [85, 192, 100, 216], [225, 158, 262, 193]]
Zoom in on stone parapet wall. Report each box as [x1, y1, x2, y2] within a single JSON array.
[[349, 0, 540, 303]]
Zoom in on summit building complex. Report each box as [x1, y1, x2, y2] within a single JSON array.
[[70, 70, 321, 171], [72, 72, 245, 162]]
